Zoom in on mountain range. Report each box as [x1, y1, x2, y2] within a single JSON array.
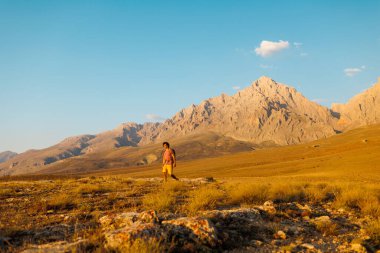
[[1, 76, 379, 176]]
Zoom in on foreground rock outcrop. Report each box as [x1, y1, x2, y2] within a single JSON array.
[[93, 203, 374, 252]]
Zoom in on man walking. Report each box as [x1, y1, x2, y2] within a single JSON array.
[[162, 142, 179, 182]]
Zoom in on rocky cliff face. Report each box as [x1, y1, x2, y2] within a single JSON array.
[[332, 78, 380, 131]]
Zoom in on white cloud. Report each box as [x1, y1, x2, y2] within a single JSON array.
[[293, 42, 303, 48], [232, 86, 241, 90], [146, 114, 165, 122], [254, 40, 290, 57], [344, 66, 365, 77]]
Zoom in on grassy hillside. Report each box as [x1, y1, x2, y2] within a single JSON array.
[[86, 124, 380, 181], [37, 131, 255, 175]]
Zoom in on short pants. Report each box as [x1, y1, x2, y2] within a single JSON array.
[[162, 164, 173, 175]]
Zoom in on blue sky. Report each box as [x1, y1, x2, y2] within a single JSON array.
[[1, 0, 379, 153]]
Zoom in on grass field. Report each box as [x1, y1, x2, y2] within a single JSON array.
[[1, 124, 380, 252], [86, 124, 380, 181]]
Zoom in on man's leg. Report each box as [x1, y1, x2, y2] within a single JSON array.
[[162, 165, 168, 182], [168, 165, 179, 181], [171, 174, 179, 180]]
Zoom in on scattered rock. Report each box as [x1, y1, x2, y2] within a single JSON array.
[[163, 217, 218, 246], [99, 212, 139, 229], [301, 243, 315, 249], [138, 210, 160, 224], [100, 211, 219, 251], [260, 200, 276, 214], [104, 222, 164, 250], [274, 230, 286, 240], [314, 215, 331, 224]]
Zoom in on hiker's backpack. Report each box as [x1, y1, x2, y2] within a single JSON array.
[[171, 149, 176, 158]]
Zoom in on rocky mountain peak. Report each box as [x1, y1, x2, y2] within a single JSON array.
[[141, 77, 338, 146], [332, 77, 380, 130]]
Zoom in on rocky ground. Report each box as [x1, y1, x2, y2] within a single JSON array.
[[0, 177, 379, 252]]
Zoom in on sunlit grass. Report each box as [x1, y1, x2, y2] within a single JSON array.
[[186, 184, 225, 214]]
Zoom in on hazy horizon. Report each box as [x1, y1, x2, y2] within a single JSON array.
[[1, 0, 379, 153]]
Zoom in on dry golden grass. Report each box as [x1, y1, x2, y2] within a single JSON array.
[[75, 184, 111, 195], [141, 181, 187, 212], [162, 180, 187, 192], [226, 182, 270, 205], [225, 179, 380, 221], [186, 184, 225, 214], [314, 220, 338, 236], [366, 218, 380, 245], [88, 124, 380, 181], [46, 193, 78, 211], [114, 238, 164, 253], [0, 188, 14, 196], [142, 190, 176, 212], [333, 184, 380, 218]]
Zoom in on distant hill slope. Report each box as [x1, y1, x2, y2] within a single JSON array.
[[2, 76, 380, 176], [0, 151, 18, 163], [0, 135, 95, 175], [91, 124, 380, 180], [34, 132, 255, 175]]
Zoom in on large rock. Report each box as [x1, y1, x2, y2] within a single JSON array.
[[162, 217, 219, 247], [100, 210, 219, 251]]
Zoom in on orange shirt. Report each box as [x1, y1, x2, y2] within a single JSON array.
[[163, 149, 174, 165]]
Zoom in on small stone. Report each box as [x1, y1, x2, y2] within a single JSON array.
[[314, 216, 331, 223], [261, 200, 276, 214], [263, 200, 274, 207], [250, 240, 263, 246], [301, 243, 315, 249], [274, 230, 287, 240]]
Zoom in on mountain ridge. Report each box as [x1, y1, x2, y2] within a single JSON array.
[[1, 76, 379, 176], [0, 151, 18, 163]]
